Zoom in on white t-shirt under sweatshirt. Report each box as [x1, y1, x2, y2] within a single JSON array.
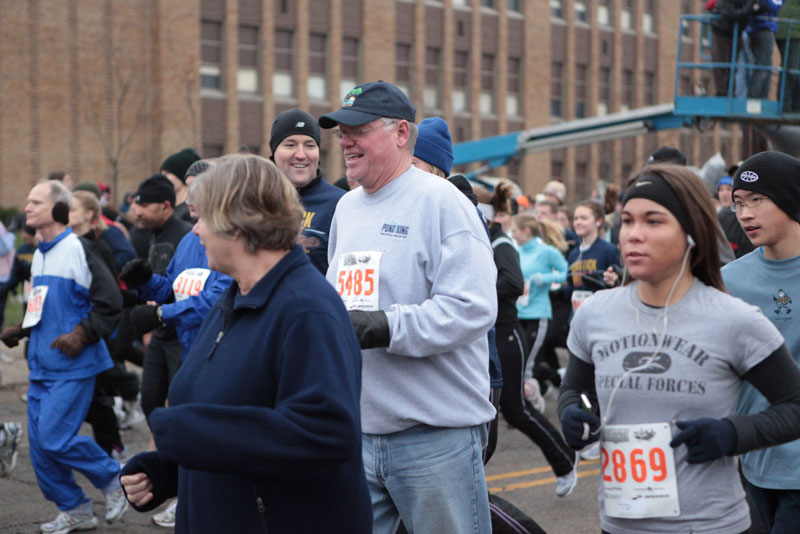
[[327, 165, 498, 434]]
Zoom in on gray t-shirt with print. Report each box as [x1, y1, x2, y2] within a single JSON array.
[[568, 279, 783, 534]]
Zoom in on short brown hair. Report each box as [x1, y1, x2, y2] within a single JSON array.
[[188, 154, 303, 253]]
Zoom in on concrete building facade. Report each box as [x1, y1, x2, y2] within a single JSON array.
[[0, 0, 739, 209]]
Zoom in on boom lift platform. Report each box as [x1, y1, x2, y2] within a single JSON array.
[[453, 14, 800, 181]]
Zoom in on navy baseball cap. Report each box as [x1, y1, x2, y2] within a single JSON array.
[[318, 81, 416, 129]]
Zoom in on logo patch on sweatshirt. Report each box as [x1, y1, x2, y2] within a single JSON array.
[[380, 222, 409, 239]]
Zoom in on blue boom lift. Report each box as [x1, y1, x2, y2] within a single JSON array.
[[453, 14, 800, 182]]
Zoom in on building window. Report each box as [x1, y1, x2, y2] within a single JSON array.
[[201, 20, 223, 91], [424, 47, 441, 111], [644, 71, 656, 105], [341, 37, 359, 99], [395, 43, 412, 99], [621, 0, 633, 30], [643, 0, 657, 34], [237, 25, 259, 94], [681, 0, 692, 37], [598, 0, 611, 27], [575, 63, 587, 118], [308, 33, 327, 101], [550, 0, 563, 19], [508, 0, 522, 12], [452, 0, 469, 6], [453, 50, 469, 113], [551, 61, 563, 118], [551, 159, 564, 180], [598, 66, 610, 116], [481, 0, 494, 7], [480, 53, 495, 115], [506, 56, 522, 117], [622, 68, 634, 110], [273, 29, 294, 98], [575, 1, 588, 23]]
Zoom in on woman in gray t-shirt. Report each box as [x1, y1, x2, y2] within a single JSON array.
[[558, 164, 800, 534]]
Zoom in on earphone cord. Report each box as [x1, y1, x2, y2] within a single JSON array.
[[591, 243, 693, 435]]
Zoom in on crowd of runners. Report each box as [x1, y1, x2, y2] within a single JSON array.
[[0, 79, 799, 534]]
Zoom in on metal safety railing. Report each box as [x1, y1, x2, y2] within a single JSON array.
[[675, 13, 800, 118]]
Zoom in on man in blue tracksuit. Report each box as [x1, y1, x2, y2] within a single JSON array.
[[270, 108, 345, 274], [0, 181, 127, 532], [123, 229, 232, 359]]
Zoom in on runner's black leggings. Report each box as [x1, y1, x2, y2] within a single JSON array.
[[496, 321, 575, 477]]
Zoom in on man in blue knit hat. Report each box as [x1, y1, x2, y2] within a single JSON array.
[[411, 117, 454, 179]]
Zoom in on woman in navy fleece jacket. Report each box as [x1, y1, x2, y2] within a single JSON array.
[[120, 154, 371, 533]]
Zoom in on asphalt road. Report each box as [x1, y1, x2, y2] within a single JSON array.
[[0, 344, 604, 534]]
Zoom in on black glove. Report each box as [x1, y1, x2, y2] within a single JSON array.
[[50, 324, 91, 357], [129, 305, 161, 336], [120, 259, 153, 288], [669, 418, 737, 464], [560, 405, 601, 451], [0, 325, 30, 348], [348, 310, 390, 349], [120, 451, 178, 513]]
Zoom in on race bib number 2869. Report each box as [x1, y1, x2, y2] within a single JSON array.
[[601, 422, 680, 519], [336, 251, 381, 311]]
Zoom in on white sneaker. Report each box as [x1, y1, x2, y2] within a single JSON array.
[[152, 499, 177, 528], [580, 441, 601, 461], [555, 452, 579, 497], [0, 422, 23, 477], [523, 378, 546, 413], [40, 511, 97, 534], [119, 396, 145, 430], [103, 486, 128, 523]]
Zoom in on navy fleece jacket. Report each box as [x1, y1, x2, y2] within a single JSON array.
[[124, 246, 371, 533]]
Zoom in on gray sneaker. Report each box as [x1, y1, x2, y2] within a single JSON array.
[[555, 452, 579, 497], [39, 511, 97, 534], [0, 422, 23, 477], [103, 486, 128, 523], [152, 499, 177, 528]]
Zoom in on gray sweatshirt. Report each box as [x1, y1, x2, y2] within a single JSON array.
[[327, 166, 498, 434]]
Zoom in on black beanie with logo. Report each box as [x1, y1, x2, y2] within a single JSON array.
[[733, 151, 800, 223], [269, 108, 321, 155]]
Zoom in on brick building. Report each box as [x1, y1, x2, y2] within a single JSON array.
[[0, 0, 740, 210]]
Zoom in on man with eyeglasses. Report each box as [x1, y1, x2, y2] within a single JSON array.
[[722, 151, 800, 534], [319, 81, 497, 534], [269, 108, 344, 274]]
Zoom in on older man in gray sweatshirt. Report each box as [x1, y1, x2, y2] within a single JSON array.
[[321, 82, 497, 534]]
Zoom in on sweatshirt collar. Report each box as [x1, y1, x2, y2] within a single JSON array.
[[38, 227, 72, 253], [226, 245, 309, 311]]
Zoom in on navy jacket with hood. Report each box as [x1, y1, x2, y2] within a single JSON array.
[[124, 246, 371, 533]]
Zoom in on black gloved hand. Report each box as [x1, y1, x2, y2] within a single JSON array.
[[669, 417, 737, 464], [50, 324, 91, 357], [560, 405, 601, 451], [0, 325, 30, 348], [120, 451, 178, 513], [129, 305, 160, 336], [348, 310, 390, 349], [120, 259, 153, 288]]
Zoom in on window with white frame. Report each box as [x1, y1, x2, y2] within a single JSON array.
[[237, 25, 259, 94], [273, 29, 294, 98], [201, 20, 223, 91]]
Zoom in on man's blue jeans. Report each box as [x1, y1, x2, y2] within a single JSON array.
[[363, 424, 491, 534]]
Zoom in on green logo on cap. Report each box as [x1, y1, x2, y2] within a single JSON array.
[[343, 87, 363, 107]]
